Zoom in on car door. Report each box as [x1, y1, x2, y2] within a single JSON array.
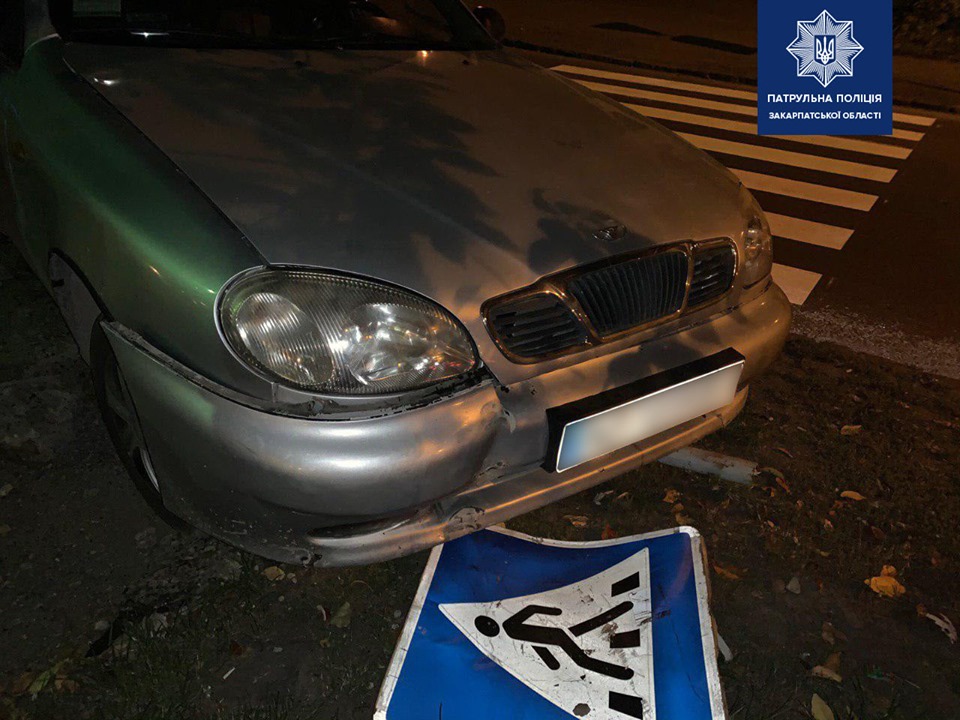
[[0, 0, 26, 255]]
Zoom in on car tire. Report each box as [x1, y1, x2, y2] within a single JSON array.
[[90, 320, 186, 529]]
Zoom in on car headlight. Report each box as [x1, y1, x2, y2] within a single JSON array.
[[738, 186, 773, 287], [219, 269, 478, 394]]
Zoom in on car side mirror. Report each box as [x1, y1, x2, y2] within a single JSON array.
[[473, 5, 506, 42]]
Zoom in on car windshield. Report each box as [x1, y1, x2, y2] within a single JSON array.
[[52, 0, 496, 50]]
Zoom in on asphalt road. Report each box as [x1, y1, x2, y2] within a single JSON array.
[[511, 50, 960, 378]]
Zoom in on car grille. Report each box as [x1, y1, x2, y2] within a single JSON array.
[[689, 244, 737, 307], [486, 293, 589, 359], [568, 251, 688, 336], [485, 242, 737, 362]]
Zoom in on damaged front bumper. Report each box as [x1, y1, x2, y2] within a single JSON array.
[[105, 283, 791, 566]]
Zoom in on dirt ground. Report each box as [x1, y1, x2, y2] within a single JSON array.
[[1, 233, 959, 720]]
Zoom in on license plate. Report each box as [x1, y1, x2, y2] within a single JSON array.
[[548, 349, 744, 473]]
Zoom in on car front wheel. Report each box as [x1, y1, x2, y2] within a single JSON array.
[[90, 320, 184, 528]]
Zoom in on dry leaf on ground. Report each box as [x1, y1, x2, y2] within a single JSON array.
[[865, 565, 906, 597], [840, 490, 866, 501], [330, 601, 352, 629], [662, 489, 680, 504], [840, 424, 862, 436], [712, 562, 743, 581], [812, 665, 842, 682], [593, 490, 615, 506], [563, 515, 588, 528], [262, 566, 285, 582], [811, 693, 836, 720], [921, 611, 957, 643]]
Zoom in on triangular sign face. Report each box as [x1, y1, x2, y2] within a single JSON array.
[[440, 549, 655, 720]]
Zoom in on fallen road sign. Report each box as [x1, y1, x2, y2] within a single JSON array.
[[375, 526, 726, 719]]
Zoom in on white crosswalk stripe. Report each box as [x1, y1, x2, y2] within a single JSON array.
[[552, 64, 936, 306], [728, 169, 877, 211], [623, 103, 912, 159]]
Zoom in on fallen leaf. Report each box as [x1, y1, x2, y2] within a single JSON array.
[[775, 447, 794, 458], [593, 490, 615, 506], [823, 518, 834, 531], [786, 576, 801, 594], [922, 611, 957, 644], [0, 483, 12, 498], [563, 515, 588, 529], [811, 693, 836, 720], [840, 424, 862, 436], [601, 524, 617, 540], [54, 677, 79, 693], [870, 526, 886, 540], [613, 491, 632, 505], [775, 476, 792, 494], [812, 665, 842, 682], [841, 490, 866, 501], [712, 562, 742, 581], [662, 489, 680, 504], [758, 466, 785, 480], [674, 513, 693, 525], [865, 566, 906, 597], [330, 601, 352, 629], [229, 640, 247, 656], [823, 651, 842, 673], [8, 672, 35, 697], [262, 566, 285, 582], [821, 622, 847, 645]]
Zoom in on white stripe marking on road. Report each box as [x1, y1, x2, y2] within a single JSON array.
[[892, 111, 937, 127], [553, 64, 758, 102], [625, 103, 912, 159], [766, 212, 853, 250], [773, 264, 822, 305], [730, 168, 877, 211], [679, 133, 898, 182], [556, 65, 937, 128], [893, 127, 925, 142], [575, 78, 759, 117]]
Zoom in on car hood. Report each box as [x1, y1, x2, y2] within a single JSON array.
[[63, 44, 744, 381]]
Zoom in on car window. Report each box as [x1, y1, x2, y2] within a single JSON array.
[[0, 0, 25, 65], [51, 0, 495, 51]]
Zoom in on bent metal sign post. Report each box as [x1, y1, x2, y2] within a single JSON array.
[[758, 0, 893, 135], [375, 527, 726, 719]]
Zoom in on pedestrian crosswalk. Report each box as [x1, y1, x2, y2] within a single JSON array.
[[551, 64, 937, 305]]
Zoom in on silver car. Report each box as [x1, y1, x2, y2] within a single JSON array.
[[0, 0, 790, 565]]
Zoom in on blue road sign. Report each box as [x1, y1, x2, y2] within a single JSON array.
[[375, 526, 726, 720], [758, 0, 893, 136]]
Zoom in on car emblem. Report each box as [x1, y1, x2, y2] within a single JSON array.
[[594, 225, 627, 243]]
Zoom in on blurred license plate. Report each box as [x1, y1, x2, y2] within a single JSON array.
[[551, 349, 744, 473]]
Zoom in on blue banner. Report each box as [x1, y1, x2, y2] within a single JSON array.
[[758, 0, 893, 136]]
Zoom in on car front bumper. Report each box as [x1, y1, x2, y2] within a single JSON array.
[[106, 282, 791, 565]]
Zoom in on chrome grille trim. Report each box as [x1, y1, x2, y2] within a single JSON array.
[[482, 240, 737, 363]]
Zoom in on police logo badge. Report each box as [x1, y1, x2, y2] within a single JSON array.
[[787, 10, 864, 88]]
